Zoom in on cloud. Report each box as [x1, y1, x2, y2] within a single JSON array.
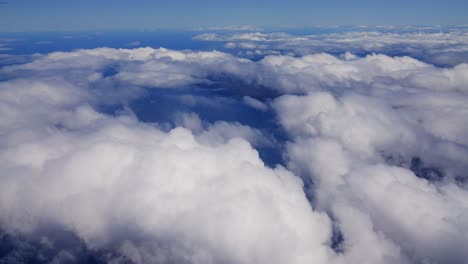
[[173, 112, 272, 147], [194, 28, 468, 66], [224, 42, 237, 49], [2, 47, 256, 90], [258, 53, 468, 96], [0, 42, 468, 263], [285, 136, 468, 263], [0, 47, 335, 264], [0, 116, 332, 262], [242, 96, 268, 112], [273, 86, 468, 263], [194, 25, 262, 32], [13, 46, 466, 97], [0, 38, 16, 51], [127, 41, 141, 47]]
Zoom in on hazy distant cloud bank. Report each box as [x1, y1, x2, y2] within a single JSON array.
[[0, 38, 16, 51], [0, 32, 468, 264], [194, 28, 468, 66]]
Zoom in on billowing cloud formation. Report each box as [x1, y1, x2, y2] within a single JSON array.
[[0, 65, 334, 263], [1, 38, 468, 264], [259, 53, 468, 92], [272, 60, 468, 262], [1, 47, 260, 102], [275, 93, 468, 263]]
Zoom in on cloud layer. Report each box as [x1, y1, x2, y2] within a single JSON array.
[[0, 64, 334, 263], [194, 27, 468, 66], [1, 32, 468, 264]]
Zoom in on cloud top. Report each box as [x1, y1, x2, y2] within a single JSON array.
[[0, 37, 468, 263]]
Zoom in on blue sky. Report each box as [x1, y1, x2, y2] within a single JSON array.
[[1, 0, 468, 31]]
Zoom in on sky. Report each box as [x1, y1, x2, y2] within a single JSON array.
[[1, 0, 468, 31]]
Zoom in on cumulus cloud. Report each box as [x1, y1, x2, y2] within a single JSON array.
[[1, 39, 468, 264], [0, 47, 334, 264], [0, 117, 333, 263], [2, 47, 257, 91], [273, 75, 468, 263], [267, 50, 468, 264]]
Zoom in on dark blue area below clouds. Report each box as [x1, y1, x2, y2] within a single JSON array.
[[0, 30, 217, 55], [127, 86, 286, 167]]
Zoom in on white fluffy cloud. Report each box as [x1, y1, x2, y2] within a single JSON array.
[[273, 86, 468, 263], [1, 42, 468, 263], [173, 112, 272, 147], [8, 45, 466, 96], [256, 53, 468, 93], [0, 67, 336, 263]]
